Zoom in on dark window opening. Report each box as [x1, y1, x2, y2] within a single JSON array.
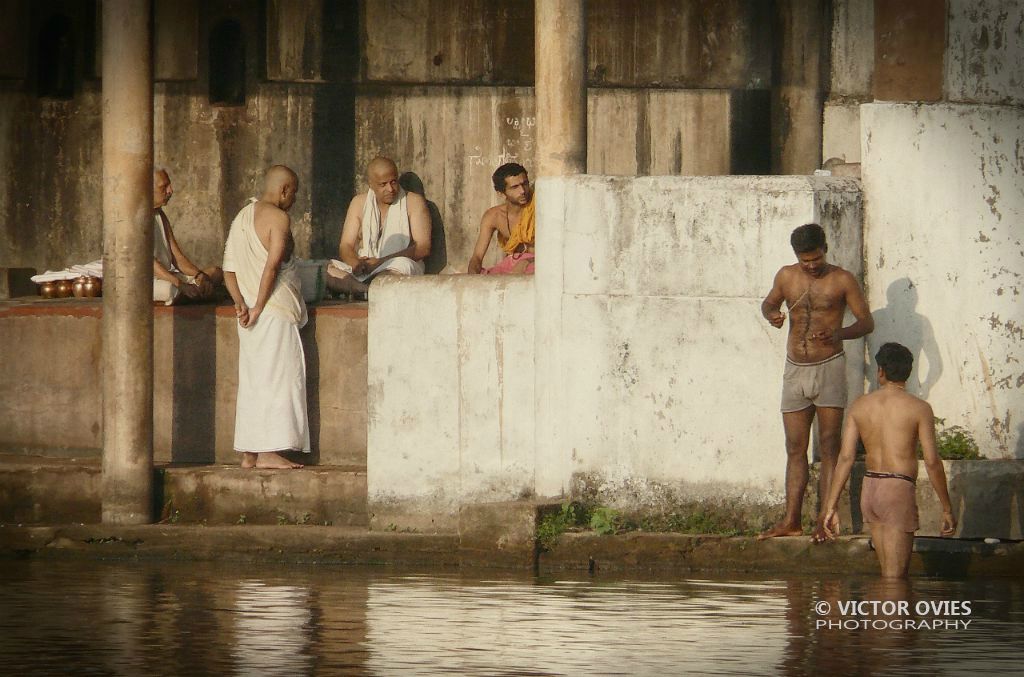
[[209, 19, 245, 106], [37, 15, 76, 99]]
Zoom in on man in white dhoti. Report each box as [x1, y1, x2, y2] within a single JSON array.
[[222, 165, 309, 469], [152, 168, 223, 304], [325, 156, 431, 296]]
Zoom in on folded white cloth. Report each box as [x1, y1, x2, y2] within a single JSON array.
[[30, 259, 103, 284]]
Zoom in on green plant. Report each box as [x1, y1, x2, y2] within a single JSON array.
[[934, 417, 981, 460], [537, 502, 584, 551], [589, 506, 621, 535], [236, 514, 247, 525], [276, 513, 289, 525]]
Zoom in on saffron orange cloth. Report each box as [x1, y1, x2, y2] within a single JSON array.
[[501, 197, 535, 255]]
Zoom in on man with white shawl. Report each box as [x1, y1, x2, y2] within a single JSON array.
[[222, 165, 309, 469], [325, 156, 431, 296]]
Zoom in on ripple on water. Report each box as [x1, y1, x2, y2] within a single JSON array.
[[0, 559, 1021, 675]]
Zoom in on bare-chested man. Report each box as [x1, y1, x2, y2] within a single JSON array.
[[152, 168, 223, 303], [326, 156, 431, 296], [822, 343, 956, 578], [759, 223, 874, 541], [467, 162, 535, 275], [223, 165, 309, 469]]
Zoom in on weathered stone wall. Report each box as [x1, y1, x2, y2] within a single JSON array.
[[861, 103, 1024, 459], [0, 303, 368, 466], [824, 0, 1024, 164], [366, 177, 864, 530], [534, 175, 864, 506], [367, 275, 536, 531], [1, 0, 807, 276]]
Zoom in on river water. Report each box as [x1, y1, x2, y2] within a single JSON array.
[[0, 558, 1020, 675]]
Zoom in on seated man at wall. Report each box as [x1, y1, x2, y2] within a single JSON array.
[[759, 223, 874, 542], [467, 162, 535, 275], [152, 168, 223, 304], [326, 156, 431, 296], [223, 165, 309, 469], [822, 343, 956, 578]]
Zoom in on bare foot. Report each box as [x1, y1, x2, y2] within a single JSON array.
[[254, 451, 303, 469], [241, 452, 258, 469], [811, 522, 830, 544], [326, 267, 369, 296], [758, 523, 803, 540]]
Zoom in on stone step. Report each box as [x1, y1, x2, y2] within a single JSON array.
[[0, 455, 367, 526]]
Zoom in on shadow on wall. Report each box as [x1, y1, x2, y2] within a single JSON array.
[[171, 308, 217, 463], [867, 278, 943, 398], [400, 171, 448, 274], [292, 315, 321, 466]]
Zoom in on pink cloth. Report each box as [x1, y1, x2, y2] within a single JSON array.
[[482, 252, 535, 275]]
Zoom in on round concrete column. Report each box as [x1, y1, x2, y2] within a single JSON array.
[[535, 0, 587, 176], [101, 0, 154, 525]]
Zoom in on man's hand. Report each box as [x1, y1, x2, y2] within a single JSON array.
[[241, 304, 263, 328], [355, 257, 381, 277], [766, 310, 785, 328], [822, 508, 840, 540], [179, 281, 202, 299], [234, 303, 249, 327], [195, 273, 214, 297], [810, 327, 841, 349], [940, 510, 956, 537]]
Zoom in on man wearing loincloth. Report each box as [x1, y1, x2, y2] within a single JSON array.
[[467, 162, 535, 275], [759, 223, 874, 541], [822, 342, 956, 578], [326, 156, 431, 296]]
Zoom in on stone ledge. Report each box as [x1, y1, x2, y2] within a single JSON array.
[[0, 524, 459, 567], [539, 532, 1024, 578], [1, 524, 1017, 577], [0, 459, 368, 527]]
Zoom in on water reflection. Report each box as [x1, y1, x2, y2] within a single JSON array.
[[0, 559, 1021, 675]]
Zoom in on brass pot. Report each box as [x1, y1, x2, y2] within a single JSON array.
[[72, 276, 88, 298], [83, 276, 102, 297], [39, 281, 58, 298], [55, 279, 74, 298]]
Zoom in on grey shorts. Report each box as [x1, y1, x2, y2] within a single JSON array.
[[780, 352, 847, 413]]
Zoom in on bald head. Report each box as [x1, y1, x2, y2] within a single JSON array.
[[261, 165, 299, 211], [153, 168, 172, 208], [366, 156, 399, 205]]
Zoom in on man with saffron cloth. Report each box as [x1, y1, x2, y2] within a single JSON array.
[[467, 162, 536, 275], [222, 165, 309, 469]]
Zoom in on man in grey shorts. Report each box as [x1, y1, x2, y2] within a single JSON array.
[[759, 224, 874, 542]]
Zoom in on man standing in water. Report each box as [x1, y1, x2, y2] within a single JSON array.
[[822, 343, 956, 577], [759, 223, 874, 541]]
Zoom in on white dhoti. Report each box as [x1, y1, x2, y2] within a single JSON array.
[[222, 199, 310, 454], [233, 313, 310, 452], [329, 187, 425, 282]]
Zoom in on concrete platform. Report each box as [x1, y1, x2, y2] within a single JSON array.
[[0, 523, 1018, 578], [0, 455, 367, 526]]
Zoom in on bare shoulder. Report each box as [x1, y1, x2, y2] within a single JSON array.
[[480, 204, 504, 228], [265, 203, 291, 230], [830, 265, 860, 288], [348, 193, 367, 213], [404, 190, 427, 208]]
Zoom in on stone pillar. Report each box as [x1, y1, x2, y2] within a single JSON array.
[[101, 0, 154, 525], [535, 0, 586, 176], [772, 0, 828, 174]]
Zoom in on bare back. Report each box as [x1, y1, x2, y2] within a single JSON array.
[[254, 200, 294, 261], [849, 388, 932, 479]]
